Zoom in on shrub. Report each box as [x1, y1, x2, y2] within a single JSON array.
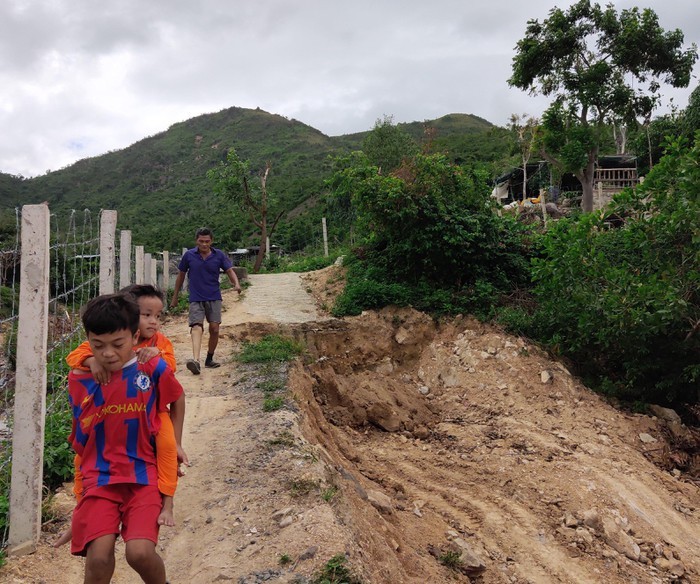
[[327, 153, 530, 317], [310, 554, 363, 584], [499, 138, 699, 403]]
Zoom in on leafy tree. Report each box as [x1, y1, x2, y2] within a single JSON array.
[[208, 149, 283, 273], [630, 114, 679, 175], [509, 0, 697, 212], [680, 82, 700, 145], [361, 115, 419, 173]]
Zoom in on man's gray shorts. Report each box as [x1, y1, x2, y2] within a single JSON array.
[[189, 300, 223, 327]]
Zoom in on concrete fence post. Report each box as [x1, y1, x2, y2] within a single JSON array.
[[144, 253, 152, 286], [149, 255, 157, 287], [119, 230, 132, 289], [135, 246, 145, 284], [322, 217, 329, 258], [8, 204, 51, 555], [99, 210, 117, 295], [162, 251, 170, 292]]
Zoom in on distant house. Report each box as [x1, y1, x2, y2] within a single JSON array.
[[593, 155, 639, 210], [493, 155, 639, 209], [228, 245, 284, 266]]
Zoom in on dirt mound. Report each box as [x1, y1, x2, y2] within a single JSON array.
[[289, 307, 700, 583]]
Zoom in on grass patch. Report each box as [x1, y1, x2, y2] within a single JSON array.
[[237, 335, 304, 363], [266, 430, 295, 448], [262, 396, 285, 412], [321, 486, 339, 503], [288, 478, 318, 498], [439, 550, 463, 570], [310, 554, 363, 584], [279, 553, 293, 566], [257, 377, 286, 392]]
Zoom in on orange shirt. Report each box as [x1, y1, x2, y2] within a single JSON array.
[[66, 331, 176, 372]]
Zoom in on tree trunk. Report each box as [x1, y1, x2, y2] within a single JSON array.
[[579, 154, 596, 213], [253, 218, 267, 273]]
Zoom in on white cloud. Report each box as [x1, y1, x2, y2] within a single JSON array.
[[0, 0, 698, 176]]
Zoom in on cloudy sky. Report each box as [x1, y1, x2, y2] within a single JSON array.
[[1, 0, 698, 177]]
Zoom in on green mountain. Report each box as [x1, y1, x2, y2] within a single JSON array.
[[0, 108, 509, 251]]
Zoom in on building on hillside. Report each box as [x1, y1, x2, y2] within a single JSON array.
[[229, 245, 284, 266], [492, 155, 640, 210], [593, 155, 640, 210]]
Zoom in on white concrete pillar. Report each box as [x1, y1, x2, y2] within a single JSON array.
[[149, 256, 157, 287], [119, 230, 132, 290], [322, 217, 329, 258], [144, 253, 152, 286], [99, 210, 117, 295], [135, 246, 145, 284], [161, 251, 170, 291], [8, 204, 50, 555]]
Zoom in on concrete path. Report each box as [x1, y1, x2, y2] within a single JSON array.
[[221, 272, 330, 326]]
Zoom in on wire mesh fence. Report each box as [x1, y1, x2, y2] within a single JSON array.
[[0, 208, 341, 551]]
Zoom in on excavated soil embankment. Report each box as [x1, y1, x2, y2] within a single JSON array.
[[287, 306, 700, 583]]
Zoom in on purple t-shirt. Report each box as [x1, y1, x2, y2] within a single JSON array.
[[178, 247, 233, 302]]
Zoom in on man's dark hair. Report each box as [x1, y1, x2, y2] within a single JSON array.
[[195, 227, 213, 239], [120, 284, 164, 304], [81, 293, 140, 336]]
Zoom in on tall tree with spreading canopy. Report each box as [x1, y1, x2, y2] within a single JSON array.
[[208, 149, 283, 273], [508, 0, 697, 212]]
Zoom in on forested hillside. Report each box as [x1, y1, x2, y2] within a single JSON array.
[[0, 107, 508, 250]]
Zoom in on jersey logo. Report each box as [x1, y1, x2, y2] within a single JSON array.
[[135, 372, 152, 392]]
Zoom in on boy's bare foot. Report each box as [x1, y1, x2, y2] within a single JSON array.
[[53, 528, 72, 548], [158, 496, 175, 527]]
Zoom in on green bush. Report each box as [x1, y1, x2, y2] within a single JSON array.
[[43, 392, 75, 490], [271, 253, 339, 273], [327, 153, 530, 317], [311, 554, 363, 584], [498, 138, 699, 403]]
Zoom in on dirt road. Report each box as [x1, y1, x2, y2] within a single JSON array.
[[2, 269, 700, 583]]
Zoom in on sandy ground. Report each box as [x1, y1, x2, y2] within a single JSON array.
[[2, 267, 699, 583]]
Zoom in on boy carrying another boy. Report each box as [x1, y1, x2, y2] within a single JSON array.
[[56, 284, 186, 549], [68, 293, 184, 584], [66, 284, 187, 523]]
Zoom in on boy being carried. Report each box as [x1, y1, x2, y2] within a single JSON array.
[[68, 293, 184, 584]]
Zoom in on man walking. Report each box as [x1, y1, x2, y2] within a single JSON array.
[[170, 227, 241, 374]]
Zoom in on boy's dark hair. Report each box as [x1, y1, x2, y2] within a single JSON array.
[[81, 293, 140, 336], [195, 227, 213, 239], [120, 284, 164, 304]]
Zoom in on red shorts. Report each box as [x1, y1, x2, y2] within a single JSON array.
[[71, 483, 162, 556]]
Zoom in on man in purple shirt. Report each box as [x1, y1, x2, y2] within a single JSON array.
[[170, 227, 241, 374]]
